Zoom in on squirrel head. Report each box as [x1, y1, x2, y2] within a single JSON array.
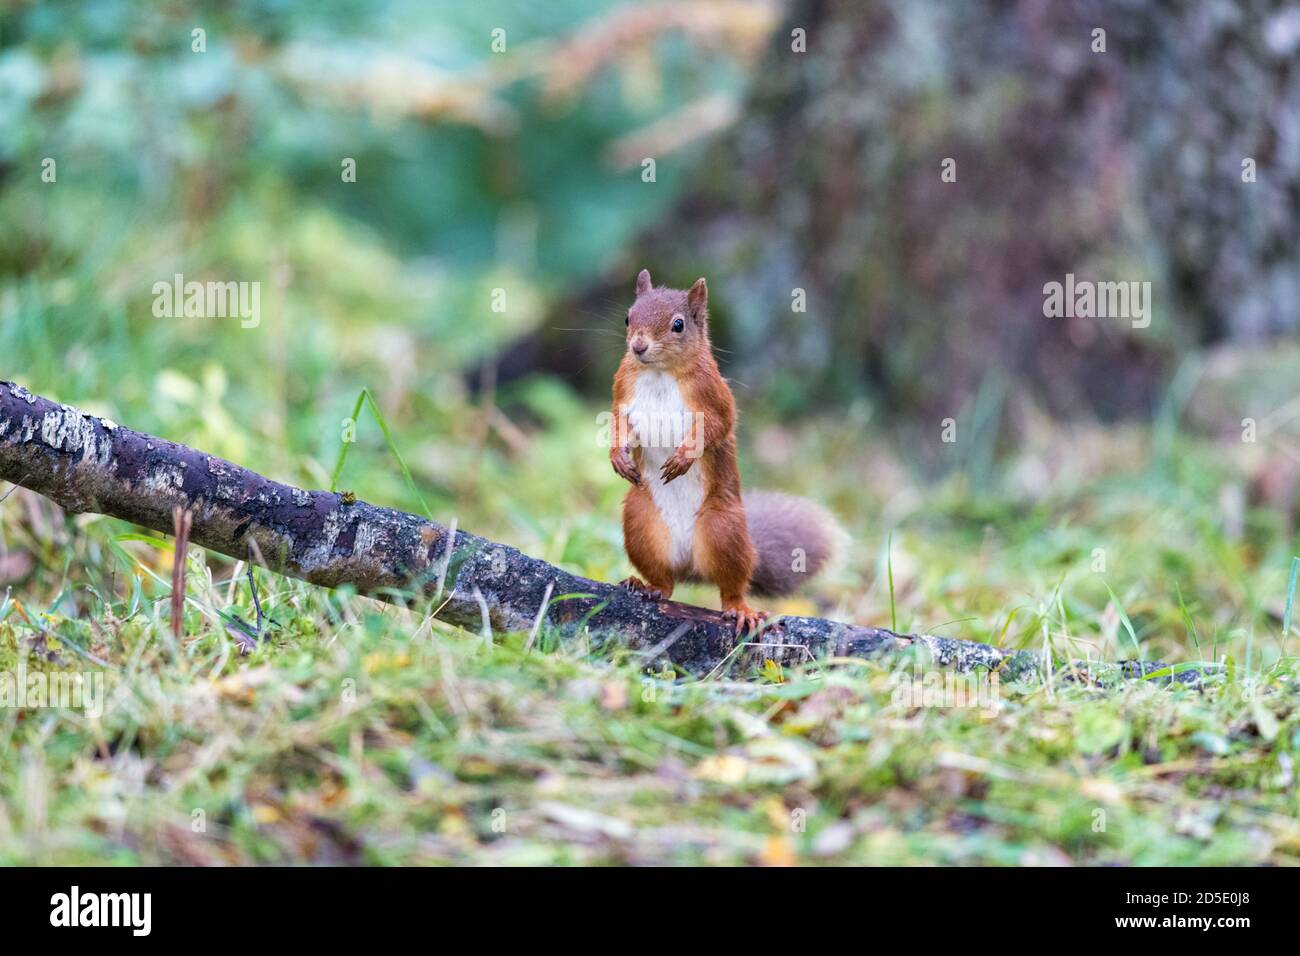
[[625, 268, 709, 370]]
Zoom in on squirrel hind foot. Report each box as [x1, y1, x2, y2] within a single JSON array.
[[721, 602, 777, 637]]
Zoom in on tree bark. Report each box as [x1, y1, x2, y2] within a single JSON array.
[[0, 380, 1199, 682], [516, 0, 1299, 426]]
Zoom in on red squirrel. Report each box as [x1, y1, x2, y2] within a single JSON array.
[[609, 268, 841, 634]]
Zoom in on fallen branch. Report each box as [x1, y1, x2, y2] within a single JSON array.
[[0, 380, 1198, 682]]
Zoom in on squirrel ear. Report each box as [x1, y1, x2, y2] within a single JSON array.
[[635, 269, 653, 296], [687, 277, 708, 319]]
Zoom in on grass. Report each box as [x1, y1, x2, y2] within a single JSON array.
[[2, 573, 1297, 865], [2, 400, 1300, 864]]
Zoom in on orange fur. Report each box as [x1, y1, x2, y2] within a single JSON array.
[[610, 270, 767, 634], [621, 484, 676, 597]]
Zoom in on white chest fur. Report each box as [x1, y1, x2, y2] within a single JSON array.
[[626, 371, 705, 572]]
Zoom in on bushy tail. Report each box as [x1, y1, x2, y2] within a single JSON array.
[[743, 491, 844, 597]]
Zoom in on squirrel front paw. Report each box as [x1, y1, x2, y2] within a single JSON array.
[[610, 446, 641, 485], [659, 447, 696, 484]]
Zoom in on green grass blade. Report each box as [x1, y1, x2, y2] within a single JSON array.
[[1282, 556, 1298, 653], [329, 390, 368, 493], [1175, 582, 1201, 655], [331, 388, 433, 519], [1104, 583, 1141, 658]]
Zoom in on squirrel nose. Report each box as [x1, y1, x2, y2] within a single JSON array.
[[632, 340, 648, 355]]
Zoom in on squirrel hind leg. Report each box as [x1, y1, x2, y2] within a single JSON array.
[[622, 488, 675, 598], [693, 506, 756, 595], [694, 507, 772, 635]]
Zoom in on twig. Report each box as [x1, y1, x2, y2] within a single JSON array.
[[246, 558, 265, 634], [170, 505, 193, 643], [0, 474, 29, 506]]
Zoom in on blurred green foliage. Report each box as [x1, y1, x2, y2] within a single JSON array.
[[0, 0, 758, 509]]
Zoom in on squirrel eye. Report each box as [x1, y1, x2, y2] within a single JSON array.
[[671, 316, 685, 333], [625, 314, 630, 326]]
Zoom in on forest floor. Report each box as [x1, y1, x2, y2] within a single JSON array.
[[2, 400, 1298, 865]]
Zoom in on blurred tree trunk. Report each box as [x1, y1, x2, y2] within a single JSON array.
[[541, 0, 1299, 426]]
